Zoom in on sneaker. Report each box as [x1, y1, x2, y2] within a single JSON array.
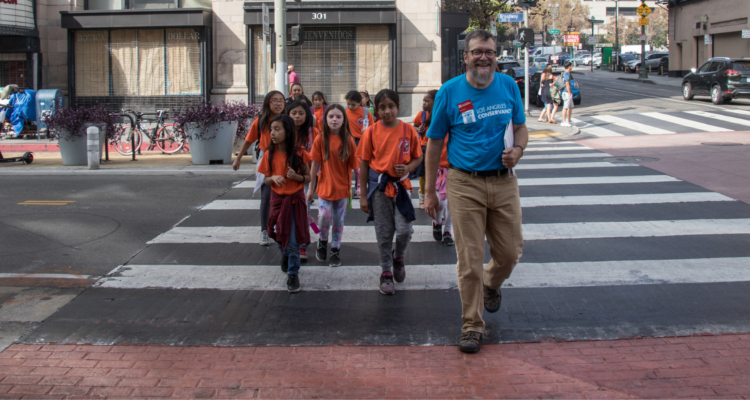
[[329, 247, 341, 267], [260, 230, 270, 246], [379, 272, 395, 295], [483, 285, 502, 313], [419, 199, 425, 209], [355, 190, 361, 199], [561, 121, 571, 127], [287, 274, 300, 293], [433, 222, 443, 242], [316, 240, 328, 262], [458, 331, 483, 354], [300, 247, 308, 260], [442, 232, 455, 246], [281, 256, 289, 273], [392, 251, 405, 283]]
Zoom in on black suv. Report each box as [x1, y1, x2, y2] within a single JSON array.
[[682, 57, 750, 105], [496, 60, 521, 73]]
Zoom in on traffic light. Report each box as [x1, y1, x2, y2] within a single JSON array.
[[290, 25, 305, 46], [518, 0, 537, 7]]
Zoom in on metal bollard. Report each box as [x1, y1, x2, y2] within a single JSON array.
[[87, 126, 100, 170]]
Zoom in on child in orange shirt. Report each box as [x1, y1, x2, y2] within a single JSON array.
[[287, 100, 319, 261], [345, 90, 374, 199], [233, 90, 286, 246], [257, 115, 312, 293], [311, 91, 328, 131], [357, 89, 423, 296], [412, 90, 437, 209], [306, 104, 359, 267]]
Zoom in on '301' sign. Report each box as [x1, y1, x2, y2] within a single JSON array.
[[312, 13, 327, 20]]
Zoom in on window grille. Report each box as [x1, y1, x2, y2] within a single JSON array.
[[0, 54, 27, 88]]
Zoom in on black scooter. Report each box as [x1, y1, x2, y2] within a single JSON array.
[[0, 151, 33, 165]]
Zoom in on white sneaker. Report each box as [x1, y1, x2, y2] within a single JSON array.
[[260, 230, 270, 246], [560, 122, 570, 127]]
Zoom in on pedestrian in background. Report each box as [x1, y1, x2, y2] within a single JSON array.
[[345, 90, 374, 199], [412, 90, 437, 209], [288, 65, 300, 93], [287, 83, 304, 105], [538, 66, 557, 124], [307, 104, 359, 267], [287, 100, 318, 261], [360, 91, 375, 120], [233, 90, 286, 246], [431, 131, 453, 247], [357, 89, 423, 296], [560, 62, 576, 127], [424, 29, 527, 354], [259, 115, 312, 293], [311, 91, 328, 131]]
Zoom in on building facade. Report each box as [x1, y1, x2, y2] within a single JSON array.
[[2, 0, 467, 116], [668, 0, 750, 77]]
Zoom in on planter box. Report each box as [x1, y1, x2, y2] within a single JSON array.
[[57, 125, 106, 166], [185, 121, 238, 165]]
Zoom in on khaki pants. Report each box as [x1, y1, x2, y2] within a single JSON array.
[[447, 169, 524, 334]]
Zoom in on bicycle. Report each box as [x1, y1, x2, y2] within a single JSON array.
[[111, 109, 187, 155]]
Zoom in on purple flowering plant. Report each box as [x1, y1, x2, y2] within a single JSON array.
[[172, 101, 261, 142], [46, 103, 117, 141]]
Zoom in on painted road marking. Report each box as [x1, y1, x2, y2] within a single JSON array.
[[529, 130, 564, 138], [522, 153, 612, 160], [203, 192, 731, 211], [234, 180, 419, 189], [148, 219, 750, 244], [685, 111, 750, 128], [101, 257, 750, 291], [723, 109, 750, 117], [641, 112, 733, 132], [18, 201, 76, 206], [526, 145, 592, 152], [592, 115, 674, 135], [572, 118, 624, 137], [519, 162, 636, 169], [518, 175, 680, 186]]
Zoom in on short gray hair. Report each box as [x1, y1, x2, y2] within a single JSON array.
[[464, 29, 495, 52]]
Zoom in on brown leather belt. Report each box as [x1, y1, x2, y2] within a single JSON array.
[[449, 165, 509, 178]]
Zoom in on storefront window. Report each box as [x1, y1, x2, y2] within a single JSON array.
[[86, 0, 124, 10], [0, 54, 27, 88], [252, 25, 391, 104]]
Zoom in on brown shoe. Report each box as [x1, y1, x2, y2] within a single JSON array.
[[483, 285, 502, 313], [458, 331, 482, 353], [549, 119, 558, 124]]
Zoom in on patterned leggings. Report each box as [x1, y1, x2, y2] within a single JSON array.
[[318, 198, 348, 249]]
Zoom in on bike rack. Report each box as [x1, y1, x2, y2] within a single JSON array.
[[118, 112, 137, 162]]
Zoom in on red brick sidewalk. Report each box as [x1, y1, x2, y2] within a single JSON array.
[[1, 335, 749, 399]]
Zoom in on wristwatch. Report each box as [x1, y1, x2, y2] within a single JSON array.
[[513, 144, 524, 156]]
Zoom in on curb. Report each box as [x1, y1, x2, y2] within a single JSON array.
[[617, 77, 656, 85]]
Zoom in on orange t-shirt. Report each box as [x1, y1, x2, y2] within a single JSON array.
[[313, 106, 326, 131], [413, 111, 430, 147], [297, 127, 320, 154], [356, 121, 423, 193], [439, 132, 449, 168], [245, 118, 272, 152], [311, 134, 360, 201], [257, 147, 312, 196], [347, 107, 374, 140]]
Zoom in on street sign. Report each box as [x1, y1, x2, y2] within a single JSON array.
[[564, 32, 579, 47], [262, 3, 270, 36], [519, 28, 535, 44], [568, 26, 577, 32], [639, 18, 650, 26], [551, 40, 557, 45], [705, 34, 712, 45], [498, 13, 524, 23], [636, 2, 652, 17], [595, 43, 613, 48], [743, 29, 750, 39], [549, 29, 560, 34], [588, 36, 597, 45], [639, 34, 646, 41]]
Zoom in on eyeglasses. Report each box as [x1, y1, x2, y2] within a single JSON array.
[[470, 50, 497, 59], [270, 99, 285, 104]]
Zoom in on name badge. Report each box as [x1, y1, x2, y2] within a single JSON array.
[[458, 100, 476, 124]]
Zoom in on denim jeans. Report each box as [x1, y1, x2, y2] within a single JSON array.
[[275, 203, 301, 276]]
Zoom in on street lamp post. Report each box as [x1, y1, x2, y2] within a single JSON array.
[[570, 6, 576, 60], [549, 3, 559, 57], [615, 0, 619, 71]]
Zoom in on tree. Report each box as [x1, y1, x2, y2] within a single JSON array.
[[442, 0, 513, 31], [603, 15, 641, 46], [525, 0, 591, 44], [646, 7, 668, 50]]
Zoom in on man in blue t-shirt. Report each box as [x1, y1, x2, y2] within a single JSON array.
[[424, 29, 528, 354]]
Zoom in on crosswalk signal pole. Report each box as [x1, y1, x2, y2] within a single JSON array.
[[274, 0, 288, 97], [523, 6, 530, 115]]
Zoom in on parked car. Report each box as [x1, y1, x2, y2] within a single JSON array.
[[553, 52, 570, 65], [496, 60, 521, 73], [616, 54, 637, 71], [626, 59, 640, 73], [572, 55, 592, 66], [505, 67, 540, 96], [644, 52, 669, 72], [682, 57, 750, 105], [532, 57, 548, 68], [657, 55, 669, 75], [529, 70, 581, 107]]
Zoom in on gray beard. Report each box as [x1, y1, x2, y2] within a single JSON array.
[[469, 65, 492, 85]]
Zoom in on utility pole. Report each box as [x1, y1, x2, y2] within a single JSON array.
[[274, 0, 287, 97], [523, 6, 530, 115], [615, 0, 619, 71], [638, 1, 649, 79]]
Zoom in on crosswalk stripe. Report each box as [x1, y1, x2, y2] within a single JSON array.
[[522, 153, 611, 160], [518, 175, 680, 186], [685, 111, 750, 127], [723, 109, 750, 117], [234, 174, 675, 190], [202, 192, 731, 211], [101, 257, 750, 291], [148, 218, 750, 244], [526, 145, 594, 152], [642, 112, 733, 132], [571, 118, 624, 137], [592, 115, 674, 135], [520, 162, 635, 169]]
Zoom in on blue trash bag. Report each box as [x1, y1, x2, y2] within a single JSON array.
[[8, 89, 37, 135]]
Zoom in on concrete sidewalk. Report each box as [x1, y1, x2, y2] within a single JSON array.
[[0, 335, 748, 399], [572, 67, 683, 88]]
